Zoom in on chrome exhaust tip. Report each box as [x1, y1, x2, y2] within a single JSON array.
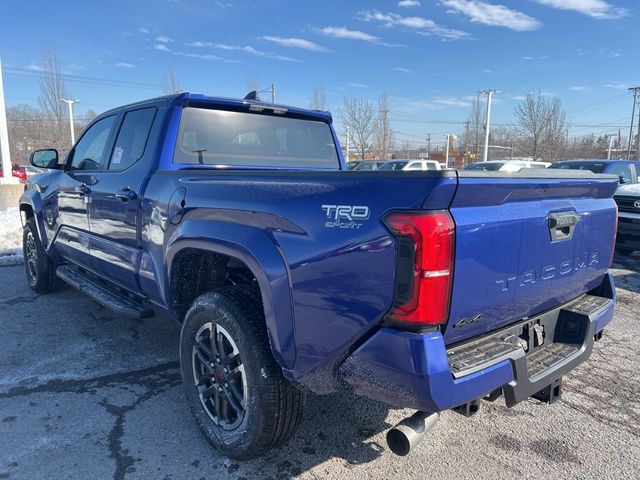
[[386, 411, 440, 456]]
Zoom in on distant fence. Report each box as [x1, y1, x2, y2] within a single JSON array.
[[0, 184, 23, 210]]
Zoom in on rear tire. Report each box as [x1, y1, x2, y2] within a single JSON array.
[[23, 217, 57, 294], [179, 286, 304, 459]]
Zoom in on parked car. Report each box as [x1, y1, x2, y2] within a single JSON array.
[[378, 159, 441, 171], [346, 160, 365, 170], [464, 160, 550, 172], [23, 165, 44, 177], [613, 183, 640, 254], [352, 160, 386, 171], [0, 162, 28, 182], [20, 92, 618, 459], [377, 160, 409, 171], [549, 159, 638, 184]]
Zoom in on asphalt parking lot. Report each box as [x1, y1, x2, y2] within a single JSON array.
[[1, 255, 639, 480]]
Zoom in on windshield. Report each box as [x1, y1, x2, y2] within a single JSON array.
[[464, 162, 504, 171], [174, 107, 340, 169], [378, 161, 408, 171], [548, 162, 607, 173]]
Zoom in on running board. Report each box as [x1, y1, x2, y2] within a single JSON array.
[[56, 265, 155, 319]]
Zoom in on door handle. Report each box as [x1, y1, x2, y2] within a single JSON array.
[[74, 184, 91, 195], [114, 188, 137, 202]]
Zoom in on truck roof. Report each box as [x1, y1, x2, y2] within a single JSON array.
[[100, 92, 333, 123]]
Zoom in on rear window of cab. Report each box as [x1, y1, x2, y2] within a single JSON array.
[[173, 107, 340, 169]]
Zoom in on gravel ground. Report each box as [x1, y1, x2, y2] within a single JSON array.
[[0, 255, 639, 480]]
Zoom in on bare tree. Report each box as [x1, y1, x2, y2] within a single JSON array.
[[76, 109, 97, 136], [374, 93, 394, 160], [162, 66, 181, 94], [6, 104, 50, 162], [37, 47, 70, 151], [342, 97, 376, 160], [488, 127, 518, 159], [514, 92, 567, 161], [460, 94, 484, 162], [310, 86, 326, 110]]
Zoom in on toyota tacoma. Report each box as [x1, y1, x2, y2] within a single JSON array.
[[19, 93, 618, 458]]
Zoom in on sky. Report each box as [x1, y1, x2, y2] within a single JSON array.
[[0, 0, 638, 148]]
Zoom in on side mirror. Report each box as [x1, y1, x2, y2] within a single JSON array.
[[619, 175, 627, 184], [30, 149, 60, 169]]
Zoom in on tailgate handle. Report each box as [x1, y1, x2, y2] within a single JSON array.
[[548, 212, 580, 242]]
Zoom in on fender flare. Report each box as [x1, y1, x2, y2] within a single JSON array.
[[18, 190, 47, 248], [165, 219, 296, 371]]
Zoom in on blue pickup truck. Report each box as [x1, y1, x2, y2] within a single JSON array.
[[20, 93, 618, 459]]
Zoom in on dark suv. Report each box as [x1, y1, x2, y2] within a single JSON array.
[[549, 160, 638, 184], [613, 183, 640, 254]]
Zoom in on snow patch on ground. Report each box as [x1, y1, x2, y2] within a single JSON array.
[[0, 208, 23, 265]]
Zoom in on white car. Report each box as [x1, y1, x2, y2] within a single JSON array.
[[377, 160, 441, 171], [463, 160, 550, 172]]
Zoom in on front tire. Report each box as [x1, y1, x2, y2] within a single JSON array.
[[180, 286, 304, 459], [23, 217, 57, 294]]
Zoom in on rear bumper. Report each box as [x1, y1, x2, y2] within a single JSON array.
[[338, 273, 615, 412]]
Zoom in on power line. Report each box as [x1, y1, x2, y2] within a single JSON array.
[[3, 67, 158, 90]]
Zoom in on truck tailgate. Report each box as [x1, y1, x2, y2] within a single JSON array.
[[445, 171, 618, 345]]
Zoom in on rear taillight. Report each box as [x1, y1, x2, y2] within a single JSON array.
[[384, 210, 455, 326]]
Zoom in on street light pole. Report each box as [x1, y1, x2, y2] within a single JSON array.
[[445, 133, 450, 169], [607, 134, 615, 160], [481, 89, 498, 162], [60, 98, 79, 146], [346, 125, 350, 163]]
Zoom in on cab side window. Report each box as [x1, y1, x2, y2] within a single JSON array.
[[69, 115, 117, 171], [108, 107, 157, 171], [609, 163, 633, 184]]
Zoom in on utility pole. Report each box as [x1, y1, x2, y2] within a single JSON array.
[[60, 98, 79, 146], [626, 87, 639, 160], [426, 133, 431, 159], [637, 92, 640, 160], [464, 121, 470, 164], [481, 89, 499, 162]]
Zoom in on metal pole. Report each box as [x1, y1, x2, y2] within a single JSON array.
[[637, 94, 640, 160], [426, 133, 431, 159], [0, 57, 15, 183], [626, 88, 638, 160], [608, 134, 614, 160], [346, 125, 350, 163], [481, 90, 498, 162], [445, 134, 450, 169], [60, 98, 78, 146]]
